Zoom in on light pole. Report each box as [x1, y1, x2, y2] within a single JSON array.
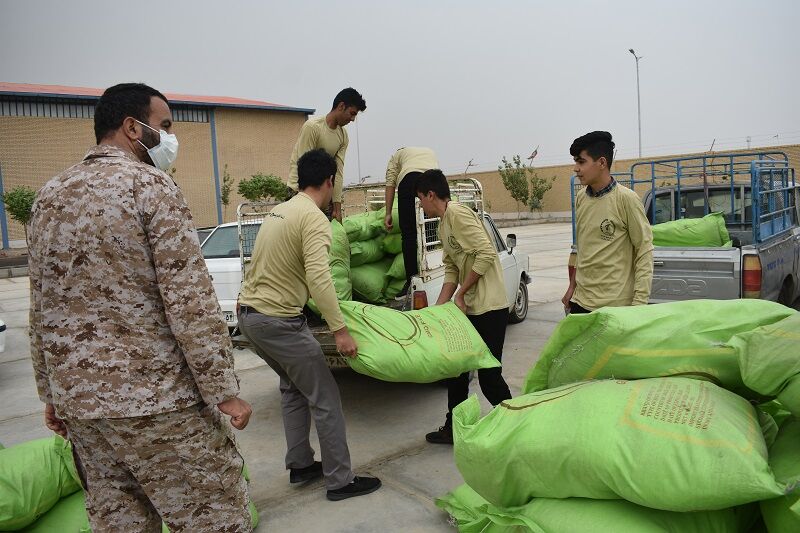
[[629, 48, 643, 158]]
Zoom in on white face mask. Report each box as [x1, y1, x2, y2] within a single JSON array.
[[135, 119, 179, 171]]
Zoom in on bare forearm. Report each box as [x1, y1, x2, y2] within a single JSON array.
[[457, 270, 482, 296], [385, 186, 395, 211], [436, 282, 458, 305]]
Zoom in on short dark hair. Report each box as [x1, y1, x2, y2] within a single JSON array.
[[332, 87, 366, 112], [298, 149, 337, 190], [415, 169, 450, 200], [94, 83, 169, 144], [570, 131, 615, 168]]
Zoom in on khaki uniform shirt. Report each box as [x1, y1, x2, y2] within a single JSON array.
[[28, 145, 239, 420], [239, 192, 346, 331], [384, 147, 439, 188], [441, 202, 509, 315], [287, 116, 348, 204]]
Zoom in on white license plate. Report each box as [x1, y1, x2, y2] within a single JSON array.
[[224, 311, 234, 322]]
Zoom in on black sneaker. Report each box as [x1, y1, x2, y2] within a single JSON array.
[[326, 476, 382, 501], [425, 424, 453, 445], [394, 280, 411, 300], [290, 461, 323, 484]]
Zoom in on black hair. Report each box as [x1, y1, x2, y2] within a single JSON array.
[[331, 87, 366, 112], [94, 83, 169, 144], [414, 169, 451, 200], [297, 149, 337, 190], [569, 131, 615, 168]]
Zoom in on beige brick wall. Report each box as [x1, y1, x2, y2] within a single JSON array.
[[0, 107, 307, 244]]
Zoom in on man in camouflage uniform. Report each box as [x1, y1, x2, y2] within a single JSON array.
[[27, 83, 253, 533]]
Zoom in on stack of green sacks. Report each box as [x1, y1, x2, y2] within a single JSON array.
[[438, 299, 800, 532], [1, 436, 259, 532], [307, 219, 353, 316], [652, 211, 732, 247], [345, 199, 410, 304]]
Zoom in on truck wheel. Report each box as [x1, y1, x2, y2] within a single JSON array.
[[508, 279, 529, 324], [778, 278, 794, 307]]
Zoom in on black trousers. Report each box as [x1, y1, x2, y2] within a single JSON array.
[[569, 301, 592, 314], [446, 307, 512, 421], [397, 172, 422, 279]]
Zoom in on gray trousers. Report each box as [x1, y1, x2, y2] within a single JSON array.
[[238, 306, 354, 490]]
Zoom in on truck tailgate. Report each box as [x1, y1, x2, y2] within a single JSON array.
[[651, 247, 741, 303]]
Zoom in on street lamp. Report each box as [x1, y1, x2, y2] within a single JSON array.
[[629, 48, 643, 158]]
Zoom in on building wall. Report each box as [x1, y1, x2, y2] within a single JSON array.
[[0, 107, 307, 244]]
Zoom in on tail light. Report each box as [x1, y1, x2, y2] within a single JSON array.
[[742, 255, 762, 298], [567, 251, 577, 280], [413, 290, 429, 310]]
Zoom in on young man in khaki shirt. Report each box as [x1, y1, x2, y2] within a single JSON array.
[[238, 149, 381, 501], [562, 131, 654, 314], [287, 87, 367, 222], [415, 169, 512, 444], [383, 147, 439, 296]]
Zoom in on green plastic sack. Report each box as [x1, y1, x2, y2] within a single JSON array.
[[372, 199, 400, 235], [341, 301, 500, 383], [454, 378, 784, 510], [727, 312, 800, 417], [653, 212, 731, 247], [307, 222, 352, 316], [383, 277, 406, 300], [351, 258, 393, 304], [436, 484, 751, 533], [385, 252, 406, 281], [760, 418, 800, 532], [342, 211, 384, 242], [21, 491, 90, 533], [522, 300, 797, 403], [350, 236, 386, 267], [0, 436, 82, 530], [382, 233, 402, 255]]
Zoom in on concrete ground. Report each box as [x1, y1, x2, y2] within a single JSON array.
[[0, 222, 572, 532]]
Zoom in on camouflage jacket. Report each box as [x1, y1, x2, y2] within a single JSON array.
[[28, 145, 239, 419]]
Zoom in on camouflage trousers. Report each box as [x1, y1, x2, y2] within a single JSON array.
[[65, 403, 252, 533]]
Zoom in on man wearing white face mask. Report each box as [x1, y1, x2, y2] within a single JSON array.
[[27, 83, 254, 532]]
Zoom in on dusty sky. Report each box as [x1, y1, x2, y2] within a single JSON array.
[[2, 0, 798, 183]]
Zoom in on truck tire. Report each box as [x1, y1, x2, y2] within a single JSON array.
[[778, 277, 794, 307], [508, 279, 529, 324]]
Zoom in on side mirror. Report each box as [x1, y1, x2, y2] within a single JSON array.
[[506, 234, 517, 252]]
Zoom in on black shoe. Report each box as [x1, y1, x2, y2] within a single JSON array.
[[425, 424, 453, 444], [290, 461, 323, 484], [394, 280, 411, 300], [326, 476, 382, 501]]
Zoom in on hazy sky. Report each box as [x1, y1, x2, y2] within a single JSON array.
[[2, 0, 798, 184]]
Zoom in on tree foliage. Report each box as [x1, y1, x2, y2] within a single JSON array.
[[237, 173, 287, 202], [498, 155, 555, 215], [2, 186, 36, 227]]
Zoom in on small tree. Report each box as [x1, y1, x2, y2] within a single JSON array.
[[237, 173, 287, 202], [2, 186, 36, 239], [528, 170, 556, 211], [499, 155, 530, 219], [220, 164, 234, 220]]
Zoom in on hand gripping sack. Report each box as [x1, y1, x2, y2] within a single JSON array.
[[436, 484, 754, 533], [454, 377, 784, 511], [522, 299, 796, 401], [340, 301, 500, 383]]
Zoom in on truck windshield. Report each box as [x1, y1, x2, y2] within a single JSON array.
[[201, 224, 261, 259]]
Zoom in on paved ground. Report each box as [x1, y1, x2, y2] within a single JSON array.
[[0, 222, 572, 532]]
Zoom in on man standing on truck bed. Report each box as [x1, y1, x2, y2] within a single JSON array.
[[238, 148, 381, 501], [286, 87, 367, 222], [383, 146, 439, 298], [562, 131, 654, 314], [415, 169, 512, 445]]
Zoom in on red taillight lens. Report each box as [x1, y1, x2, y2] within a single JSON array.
[[413, 290, 429, 310], [742, 255, 762, 298]]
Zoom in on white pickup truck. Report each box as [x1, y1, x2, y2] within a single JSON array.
[[202, 179, 532, 366]]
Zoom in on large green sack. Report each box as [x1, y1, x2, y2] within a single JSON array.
[[727, 312, 800, 417], [351, 258, 393, 304], [21, 491, 90, 533], [350, 236, 386, 267], [454, 378, 784, 510], [382, 233, 402, 255], [522, 300, 797, 403], [436, 484, 752, 533], [342, 211, 384, 242], [760, 418, 800, 532], [653, 212, 732, 247], [385, 252, 406, 281], [383, 277, 406, 300], [306, 221, 352, 316], [341, 301, 500, 383], [0, 436, 82, 530]]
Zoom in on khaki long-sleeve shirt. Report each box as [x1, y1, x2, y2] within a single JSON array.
[[28, 145, 239, 419], [287, 116, 348, 203], [384, 147, 438, 188], [239, 192, 346, 331]]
